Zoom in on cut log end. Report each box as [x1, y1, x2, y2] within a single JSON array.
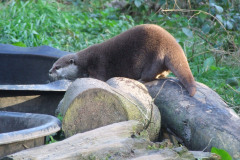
[[63, 89, 128, 137]]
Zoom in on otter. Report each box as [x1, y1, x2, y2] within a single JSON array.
[[49, 24, 196, 96]]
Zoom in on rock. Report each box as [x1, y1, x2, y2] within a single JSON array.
[[58, 78, 160, 141], [145, 78, 240, 159]]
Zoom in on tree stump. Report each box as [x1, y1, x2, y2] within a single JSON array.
[[58, 77, 161, 141], [145, 78, 240, 159]]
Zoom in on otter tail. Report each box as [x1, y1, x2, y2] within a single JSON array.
[[164, 49, 196, 96]]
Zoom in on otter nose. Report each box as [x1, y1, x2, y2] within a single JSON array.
[[49, 70, 52, 75]]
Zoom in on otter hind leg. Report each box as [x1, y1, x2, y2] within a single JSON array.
[[156, 70, 170, 79], [140, 63, 166, 82]]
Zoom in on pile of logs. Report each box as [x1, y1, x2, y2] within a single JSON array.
[[6, 77, 240, 160]]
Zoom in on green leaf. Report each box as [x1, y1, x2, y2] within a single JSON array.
[[237, 87, 240, 92], [202, 24, 210, 34], [216, 14, 223, 22], [57, 114, 63, 122], [32, 30, 39, 35], [211, 147, 232, 160], [215, 5, 223, 13], [203, 57, 215, 72], [209, 0, 216, 4], [210, 65, 218, 71], [226, 77, 239, 87], [199, 12, 207, 22], [166, 20, 175, 27], [182, 28, 193, 38], [226, 21, 233, 30], [210, 3, 223, 13], [134, 0, 142, 8], [12, 42, 27, 47], [46, 135, 57, 144]]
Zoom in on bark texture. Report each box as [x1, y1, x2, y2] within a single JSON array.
[[145, 78, 240, 160], [6, 121, 217, 160], [58, 78, 161, 141]]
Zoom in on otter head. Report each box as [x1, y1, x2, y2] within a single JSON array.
[[49, 54, 79, 81]]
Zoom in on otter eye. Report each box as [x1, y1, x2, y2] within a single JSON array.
[[55, 66, 60, 70], [69, 59, 74, 64]]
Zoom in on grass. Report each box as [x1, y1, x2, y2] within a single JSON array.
[[0, 0, 134, 51], [0, 0, 239, 114]]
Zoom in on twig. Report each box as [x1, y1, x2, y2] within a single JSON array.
[[191, 28, 215, 46], [156, 8, 228, 34], [187, 0, 191, 9], [226, 84, 240, 94], [152, 79, 184, 101], [22, 144, 29, 149], [145, 78, 184, 130], [144, 80, 171, 130], [202, 137, 213, 151], [173, 0, 181, 9]]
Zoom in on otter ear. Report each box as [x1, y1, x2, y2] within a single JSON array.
[[69, 59, 75, 64]]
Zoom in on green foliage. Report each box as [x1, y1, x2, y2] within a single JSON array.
[[182, 28, 193, 38], [45, 114, 65, 144], [211, 147, 232, 160], [203, 57, 215, 72], [0, 0, 239, 114], [147, 144, 164, 150], [0, 0, 134, 51], [147, 144, 159, 150], [123, 0, 240, 114], [57, 114, 63, 122], [45, 130, 65, 144], [45, 134, 57, 144]]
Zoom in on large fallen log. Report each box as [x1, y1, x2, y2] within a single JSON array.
[[57, 77, 161, 141], [5, 121, 218, 160], [145, 78, 240, 159]]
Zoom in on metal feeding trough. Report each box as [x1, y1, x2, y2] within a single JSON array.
[[0, 44, 72, 115], [0, 111, 61, 157]]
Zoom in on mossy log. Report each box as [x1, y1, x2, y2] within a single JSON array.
[[145, 78, 240, 160], [57, 77, 161, 141]]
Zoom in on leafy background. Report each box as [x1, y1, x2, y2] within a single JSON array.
[[0, 0, 239, 114]]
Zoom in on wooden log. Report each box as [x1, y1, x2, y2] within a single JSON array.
[[7, 121, 217, 160], [107, 77, 161, 142], [6, 121, 151, 160], [57, 78, 161, 141], [145, 78, 240, 159]]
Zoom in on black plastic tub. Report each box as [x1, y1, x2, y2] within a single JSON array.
[[0, 111, 61, 158], [0, 44, 72, 115]]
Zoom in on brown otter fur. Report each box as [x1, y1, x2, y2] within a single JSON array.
[[49, 24, 196, 96]]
